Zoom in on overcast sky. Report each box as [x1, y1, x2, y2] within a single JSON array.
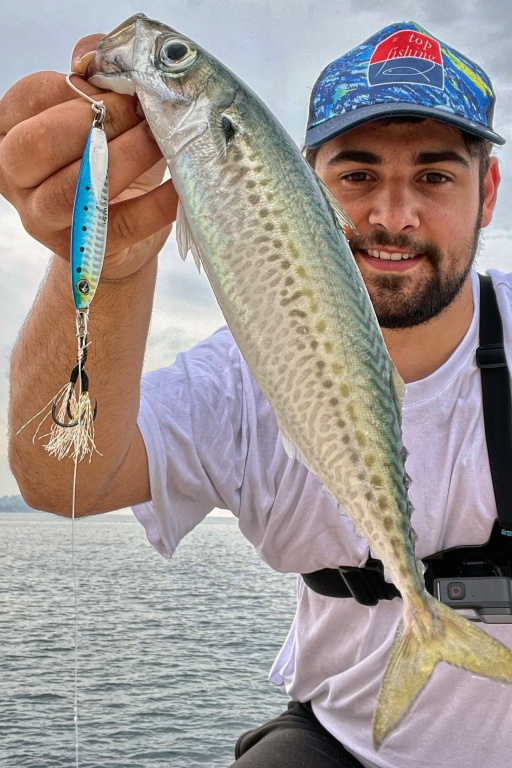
[[1, 0, 511, 495]]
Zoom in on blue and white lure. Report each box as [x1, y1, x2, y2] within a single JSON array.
[[69, 98, 109, 312], [19, 75, 109, 463]]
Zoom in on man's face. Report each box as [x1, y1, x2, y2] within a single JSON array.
[[314, 119, 497, 328]]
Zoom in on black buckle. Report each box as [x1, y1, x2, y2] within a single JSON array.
[[338, 559, 401, 606], [476, 343, 507, 369], [338, 566, 379, 606]]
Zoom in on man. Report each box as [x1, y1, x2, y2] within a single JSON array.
[[2, 19, 511, 768]]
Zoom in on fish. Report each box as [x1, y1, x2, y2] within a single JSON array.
[[87, 13, 512, 747]]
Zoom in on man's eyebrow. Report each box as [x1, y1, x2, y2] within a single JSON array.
[[324, 149, 471, 168], [414, 151, 470, 167], [326, 150, 382, 166]]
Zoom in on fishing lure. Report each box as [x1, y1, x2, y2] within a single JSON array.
[[19, 75, 109, 462]]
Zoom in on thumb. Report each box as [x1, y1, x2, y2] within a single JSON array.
[[70, 34, 104, 74]]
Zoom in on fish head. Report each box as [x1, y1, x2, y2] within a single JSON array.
[[87, 13, 241, 165]]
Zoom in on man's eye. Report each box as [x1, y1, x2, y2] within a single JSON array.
[[341, 172, 371, 183], [422, 172, 450, 185]]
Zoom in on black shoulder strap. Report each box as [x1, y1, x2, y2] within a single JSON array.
[[477, 273, 512, 529], [302, 274, 512, 598]]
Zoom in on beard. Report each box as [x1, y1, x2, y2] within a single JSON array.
[[349, 224, 481, 329]]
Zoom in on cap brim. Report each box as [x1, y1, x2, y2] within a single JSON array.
[[305, 102, 506, 148]]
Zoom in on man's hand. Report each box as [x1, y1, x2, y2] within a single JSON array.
[[0, 34, 178, 279]]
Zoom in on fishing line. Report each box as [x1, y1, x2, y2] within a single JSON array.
[[70, 310, 88, 768], [71, 325, 83, 768]]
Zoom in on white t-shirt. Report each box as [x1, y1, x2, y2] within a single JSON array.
[[133, 269, 512, 768]]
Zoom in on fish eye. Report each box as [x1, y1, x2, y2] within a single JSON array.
[[159, 39, 197, 72]]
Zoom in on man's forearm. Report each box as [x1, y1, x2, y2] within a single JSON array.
[[9, 253, 157, 515]]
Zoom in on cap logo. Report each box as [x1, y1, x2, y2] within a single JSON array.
[[368, 30, 444, 89]]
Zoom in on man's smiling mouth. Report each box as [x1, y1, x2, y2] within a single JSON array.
[[365, 249, 419, 262]]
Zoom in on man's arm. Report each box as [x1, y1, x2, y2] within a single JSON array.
[[2, 37, 177, 516], [9, 255, 157, 516]]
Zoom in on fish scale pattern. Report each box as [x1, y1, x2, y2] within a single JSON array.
[[170, 80, 417, 592]]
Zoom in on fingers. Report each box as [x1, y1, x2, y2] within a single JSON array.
[[0, 54, 177, 272], [0, 70, 110, 136], [45, 178, 179, 267], [1, 89, 144, 190], [0, 72, 75, 134], [0, 67, 163, 246], [28, 120, 165, 231], [107, 178, 179, 256]]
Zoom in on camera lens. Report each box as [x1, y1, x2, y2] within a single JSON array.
[[448, 582, 466, 600]]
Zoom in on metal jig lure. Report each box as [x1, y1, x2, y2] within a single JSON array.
[[19, 75, 108, 462]]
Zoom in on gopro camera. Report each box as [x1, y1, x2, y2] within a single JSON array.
[[434, 577, 512, 623], [424, 521, 512, 624]]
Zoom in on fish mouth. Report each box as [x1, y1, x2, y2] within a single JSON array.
[[85, 13, 147, 93]]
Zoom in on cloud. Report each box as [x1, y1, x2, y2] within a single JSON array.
[[144, 235, 225, 373]]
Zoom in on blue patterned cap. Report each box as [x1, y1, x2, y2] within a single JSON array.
[[305, 21, 505, 148]]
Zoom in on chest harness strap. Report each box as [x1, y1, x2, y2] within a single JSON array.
[[301, 274, 512, 604]]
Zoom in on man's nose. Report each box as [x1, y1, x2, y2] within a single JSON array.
[[368, 182, 420, 233]]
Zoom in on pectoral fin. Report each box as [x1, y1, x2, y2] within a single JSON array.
[[315, 175, 357, 236], [176, 202, 202, 273]]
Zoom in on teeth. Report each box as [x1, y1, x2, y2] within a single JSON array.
[[366, 249, 415, 261]]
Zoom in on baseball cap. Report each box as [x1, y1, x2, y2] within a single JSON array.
[[305, 21, 505, 148]]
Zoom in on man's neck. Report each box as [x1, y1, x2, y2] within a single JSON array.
[[381, 275, 475, 384]]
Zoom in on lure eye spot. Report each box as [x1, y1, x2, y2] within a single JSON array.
[[82, 226, 87, 232], [76, 267, 82, 273], [77, 280, 90, 295]]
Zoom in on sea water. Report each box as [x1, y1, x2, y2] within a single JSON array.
[[0, 512, 296, 767]]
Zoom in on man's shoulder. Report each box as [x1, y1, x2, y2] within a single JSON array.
[[488, 269, 512, 291], [142, 326, 251, 395], [180, 326, 246, 375], [179, 325, 239, 359], [485, 273, 512, 367], [487, 270, 512, 322]]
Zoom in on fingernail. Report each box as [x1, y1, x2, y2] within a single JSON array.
[[73, 51, 95, 76]]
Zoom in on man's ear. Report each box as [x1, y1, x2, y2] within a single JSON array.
[[480, 156, 500, 228]]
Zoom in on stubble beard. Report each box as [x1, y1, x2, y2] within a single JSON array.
[[349, 222, 481, 329]]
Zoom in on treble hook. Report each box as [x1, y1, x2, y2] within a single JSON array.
[[51, 340, 98, 428]]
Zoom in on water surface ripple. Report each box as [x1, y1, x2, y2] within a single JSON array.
[[0, 513, 296, 767]]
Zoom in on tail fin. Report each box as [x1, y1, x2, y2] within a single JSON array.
[[373, 595, 512, 748]]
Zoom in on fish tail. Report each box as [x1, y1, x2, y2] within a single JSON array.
[[373, 594, 512, 748]]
